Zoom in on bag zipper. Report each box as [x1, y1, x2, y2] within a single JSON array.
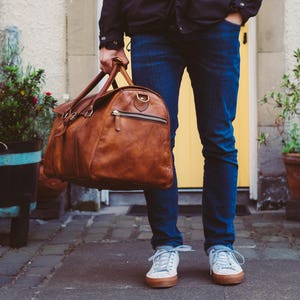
[[112, 109, 167, 132]]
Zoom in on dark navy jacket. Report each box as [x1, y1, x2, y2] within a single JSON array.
[[99, 0, 262, 49]]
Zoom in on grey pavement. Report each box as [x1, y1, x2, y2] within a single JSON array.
[[0, 205, 300, 300]]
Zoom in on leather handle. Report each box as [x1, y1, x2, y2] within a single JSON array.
[[72, 72, 106, 103], [94, 58, 133, 101], [68, 58, 132, 115]]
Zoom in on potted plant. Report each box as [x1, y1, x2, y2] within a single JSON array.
[[260, 49, 300, 220], [0, 40, 57, 246]]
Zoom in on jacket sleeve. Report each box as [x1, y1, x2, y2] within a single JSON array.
[[230, 0, 263, 24], [99, 0, 125, 49]]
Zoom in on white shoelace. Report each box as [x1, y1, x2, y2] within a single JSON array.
[[210, 249, 245, 274], [148, 245, 193, 273]]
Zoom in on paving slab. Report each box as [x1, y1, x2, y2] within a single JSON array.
[[0, 209, 300, 299], [33, 240, 300, 300], [225, 260, 300, 300], [35, 241, 226, 300]]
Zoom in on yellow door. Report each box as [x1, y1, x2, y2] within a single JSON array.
[[123, 25, 249, 188], [173, 25, 249, 188]]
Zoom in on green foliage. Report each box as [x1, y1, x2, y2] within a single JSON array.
[[282, 123, 300, 153], [0, 41, 57, 143], [257, 132, 268, 146], [260, 49, 300, 153]]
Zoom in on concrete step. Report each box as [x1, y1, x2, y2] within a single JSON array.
[[106, 188, 250, 206]]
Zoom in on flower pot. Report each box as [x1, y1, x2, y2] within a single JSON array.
[[282, 153, 300, 221], [0, 139, 42, 247]]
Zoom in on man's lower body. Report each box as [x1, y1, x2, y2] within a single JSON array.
[[130, 19, 243, 287]]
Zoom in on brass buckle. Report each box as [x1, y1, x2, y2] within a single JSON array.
[[63, 109, 71, 119], [84, 109, 94, 118], [69, 112, 78, 121]]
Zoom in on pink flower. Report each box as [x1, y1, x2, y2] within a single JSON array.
[[45, 92, 52, 96], [33, 96, 38, 105]]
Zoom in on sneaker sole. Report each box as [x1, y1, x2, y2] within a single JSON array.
[[145, 275, 178, 288], [212, 271, 244, 285]]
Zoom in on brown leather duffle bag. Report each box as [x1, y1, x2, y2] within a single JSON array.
[[43, 59, 173, 190]]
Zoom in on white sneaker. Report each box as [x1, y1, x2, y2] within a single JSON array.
[[209, 246, 245, 285], [146, 245, 193, 288]]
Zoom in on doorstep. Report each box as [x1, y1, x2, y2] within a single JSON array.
[[107, 188, 250, 206], [127, 203, 251, 217]]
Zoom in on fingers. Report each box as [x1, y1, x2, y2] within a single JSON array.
[[100, 48, 129, 74], [117, 50, 129, 67], [100, 48, 117, 74]]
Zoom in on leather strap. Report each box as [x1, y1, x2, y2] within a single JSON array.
[[93, 58, 133, 102], [67, 58, 133, 116]]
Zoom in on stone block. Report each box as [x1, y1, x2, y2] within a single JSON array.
[[262, 247, 299, 260], [258, 97, 284, 128], [0, 263, 24, 276], [137, 232, 152, 240], [257, 0, 284, 52], [236, 230, 251, 238], [111, 228, 132, 240], [235, 248, 258, 259], [258, 126, 285, 175], [261, 235, 288, 243], [258, 175, 289, 210], [68, 56, 99, 99], [87, 227, 109, 235], [40, 244, 70, 256], [26, 266, 54, 276], [30, 255, 62, 268], [69, 184, 101, 212], [139, 225, 151, 232], [14, 274, 44, 288], [84, 233, 106, 243], [114, 219, 135, 228], [67, 0, 97, 55], [257, 52, 285, 119], [0, 276, 13, 288]]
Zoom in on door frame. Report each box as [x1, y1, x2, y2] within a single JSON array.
[[97, 0, 259, 202], [248, 18, 258, 200]]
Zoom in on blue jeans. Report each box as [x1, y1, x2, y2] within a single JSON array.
[[130, 20, 241, 252]]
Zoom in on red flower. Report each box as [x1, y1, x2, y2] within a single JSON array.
[[33, 96, 38, 105], [45, 92, 52, 96]]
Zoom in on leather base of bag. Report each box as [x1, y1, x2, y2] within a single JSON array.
[[38, 161, 67, 199], [44, 59, 173, 190]]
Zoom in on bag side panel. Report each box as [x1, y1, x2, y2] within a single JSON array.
[[43, 118, 65, 178], [73, 99, 113, 179], [90, 89, 173, 189]]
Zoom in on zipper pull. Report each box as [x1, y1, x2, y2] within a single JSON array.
[[112, 110, 121, 132]]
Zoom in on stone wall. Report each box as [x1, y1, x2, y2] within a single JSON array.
[[0, 0, 67, 100], [1, 0, 298, 210], [257, 0, 300, 209], [66, 0, 102, 210], [285, 0, 300, 71], [67, 0, 100, 99]]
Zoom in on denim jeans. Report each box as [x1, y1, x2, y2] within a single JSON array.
[[130, 20, 241, 252]]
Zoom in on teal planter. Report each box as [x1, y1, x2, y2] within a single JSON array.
[[0, 140, 42, 247]]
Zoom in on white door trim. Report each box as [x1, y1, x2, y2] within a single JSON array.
[[248, 17, 258, 200]]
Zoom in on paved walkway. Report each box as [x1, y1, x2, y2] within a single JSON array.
[[0, 206, 300, 299]]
